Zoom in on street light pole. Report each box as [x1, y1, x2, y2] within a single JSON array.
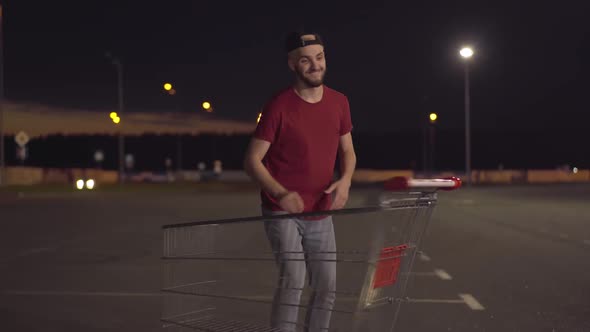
[[116, 60, 125, 184], [422, 122, 427, 176], [464, 61, 471, 186], [176, 134, 182, 174], [429, 113, 438, 176], [106, 52, 125, 184], [0, 4, 5, 186], [459, 47, 474, 186], [163, 83, 184, 177]]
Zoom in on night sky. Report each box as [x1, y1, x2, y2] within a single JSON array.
[[4, 0, 590, 134]]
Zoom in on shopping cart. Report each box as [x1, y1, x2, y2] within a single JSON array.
[[160, 176, 461, 332]]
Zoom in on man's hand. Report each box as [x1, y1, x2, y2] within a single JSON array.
[[324, 178, 351, 210], [277, 191, 305, 214]]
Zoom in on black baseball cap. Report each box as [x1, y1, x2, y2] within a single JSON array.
[[284, 31, 324, 53]]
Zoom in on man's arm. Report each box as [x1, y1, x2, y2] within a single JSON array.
[[243, 138, 288, 198], [243, 138, 305, 213], [324, 132, 356, 209], [337, 132, 357, 182]]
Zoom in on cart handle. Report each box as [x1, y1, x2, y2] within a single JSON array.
[[384, 176, 462, 191]]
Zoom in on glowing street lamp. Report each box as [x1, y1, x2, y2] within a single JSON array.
[[109, 112, 120, 124], [202, 101, 212, 112], [163, 83, 172, 91], [460, 47, 474, 59], [429, 113, 438, 123]]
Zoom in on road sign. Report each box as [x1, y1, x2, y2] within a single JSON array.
[[125, 154, 134, 169], [16, 146, 27, 162], [15, 131, 29, 147]]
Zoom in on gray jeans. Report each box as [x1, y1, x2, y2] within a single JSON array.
[[262, 208, 337, 332]]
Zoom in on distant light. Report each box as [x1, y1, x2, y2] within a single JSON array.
[[460, 47, 474, 59], [202, 101, 211, 110], [429, 113, 438, 122], [76, 179, 84, 190], [257, 112, 262, 123], [109, 112, 118, 119], [113, 116, 121, 124], [573, 167, 579, 174], [168, 88, 176, 96], [94, 150, 104, 163], [86, 179, 95, 190], [164, 83, 172, 91]]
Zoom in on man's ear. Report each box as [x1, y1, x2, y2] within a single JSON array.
[[287, 48, 301, 71], [287, 56, 296, 72]]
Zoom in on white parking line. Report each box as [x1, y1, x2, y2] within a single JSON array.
[[434, 269, 453, 280], [419, 252, 431, 262], [459, 293, 485, 310]]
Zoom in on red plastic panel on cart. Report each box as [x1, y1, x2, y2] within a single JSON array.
[[373, 244, 409, 289]]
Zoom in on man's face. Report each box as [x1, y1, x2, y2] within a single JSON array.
[[289, 43, 326, 88]]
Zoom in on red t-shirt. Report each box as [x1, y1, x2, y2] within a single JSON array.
[[253, 86, 353, 213]]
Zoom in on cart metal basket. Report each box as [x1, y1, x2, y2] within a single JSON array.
[[161, 177, 461, 331]]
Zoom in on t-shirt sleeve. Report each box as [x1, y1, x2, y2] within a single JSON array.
[[254, 103, 281, 143], [340, 96, 353, 136]]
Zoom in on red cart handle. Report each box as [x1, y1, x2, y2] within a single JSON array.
[[384, 176, 462, 191]]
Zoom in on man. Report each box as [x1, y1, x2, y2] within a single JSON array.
[[243, 30, 357, 332]]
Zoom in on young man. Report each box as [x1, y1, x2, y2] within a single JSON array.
[[244, 31, 356, 332]]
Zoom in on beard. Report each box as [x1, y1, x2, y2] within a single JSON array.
[[295, 67, 326, 88]]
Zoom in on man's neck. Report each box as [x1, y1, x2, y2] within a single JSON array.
[[293, 81, 324, 103]]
